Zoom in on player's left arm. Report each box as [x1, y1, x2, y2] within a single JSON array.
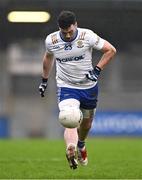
[[86, 39, 116, 82], [96, 40, 116, 70]]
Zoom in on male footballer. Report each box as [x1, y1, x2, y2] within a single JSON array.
[[39, 10, 116, 169]]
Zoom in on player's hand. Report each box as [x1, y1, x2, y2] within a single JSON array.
[[39, 77, 48, 97], [86, 66, 102, 81]]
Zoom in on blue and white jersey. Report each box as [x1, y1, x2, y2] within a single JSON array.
[[45, 28, 105, 89]]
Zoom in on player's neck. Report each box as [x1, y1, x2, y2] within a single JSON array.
[[60, 29, 78, 42]]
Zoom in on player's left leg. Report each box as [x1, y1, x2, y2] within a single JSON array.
[[77, 108, 96, 166], [77, 84, 98, 166]]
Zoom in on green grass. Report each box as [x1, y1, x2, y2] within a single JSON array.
[[0, 138, 141, 179]]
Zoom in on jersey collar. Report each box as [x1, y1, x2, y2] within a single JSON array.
[[59, 29, 78, 42]]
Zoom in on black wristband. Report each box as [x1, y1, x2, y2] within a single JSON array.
[[95, 66, 102, 72], [42, 77, 48, 83], [94, 66, 102, 77]]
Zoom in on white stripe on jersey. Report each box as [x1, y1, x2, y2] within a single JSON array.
[[45, 28, 105, 89]]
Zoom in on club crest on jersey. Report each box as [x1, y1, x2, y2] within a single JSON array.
[[77, 40, 84, 48], [64, 43, 72, 50]]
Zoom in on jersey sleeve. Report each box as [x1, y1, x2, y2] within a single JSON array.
[[89, 30, 105, 50], [45, 35, 54, 54]]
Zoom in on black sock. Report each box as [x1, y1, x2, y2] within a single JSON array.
[[77, 140, 85, 149]]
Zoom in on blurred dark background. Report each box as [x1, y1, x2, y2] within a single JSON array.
[[0, 0, 142, 138]]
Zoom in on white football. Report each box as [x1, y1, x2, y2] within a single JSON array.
[[59, 109, 83, 128]]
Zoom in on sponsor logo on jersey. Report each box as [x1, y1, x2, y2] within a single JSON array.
[[77, 40, 84, 48], [56, 54, 85, 63], [64, 43, 72, 50], [52, 45, 60, 49]]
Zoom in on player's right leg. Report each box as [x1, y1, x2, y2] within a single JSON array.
[[66, 142, 78, 169], [58, 98, 81, 169]]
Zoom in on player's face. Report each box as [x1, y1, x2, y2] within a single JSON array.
[[60, 23, 77, 41]]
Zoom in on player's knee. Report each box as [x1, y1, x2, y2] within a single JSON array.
[[80, 108, 95, 130], [59, 108, 83, 128]]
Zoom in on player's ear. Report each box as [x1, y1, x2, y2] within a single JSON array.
[[75, 22, 78, 27]]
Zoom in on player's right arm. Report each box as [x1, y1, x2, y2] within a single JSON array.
[[39, 33, 55, 97], [39, 52, 54, 97], [42, 52, 54, 79]]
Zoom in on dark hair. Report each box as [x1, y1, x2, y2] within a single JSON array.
[[57, 11, 76, 29]]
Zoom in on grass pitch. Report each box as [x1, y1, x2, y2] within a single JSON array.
[[0, 138, 141, 179]]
